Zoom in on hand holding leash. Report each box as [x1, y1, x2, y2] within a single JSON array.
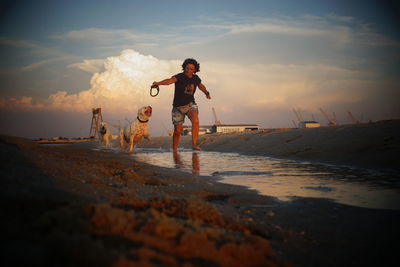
[[150, 84, 159, 97]]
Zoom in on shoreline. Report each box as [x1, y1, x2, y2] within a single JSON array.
[[139, 120, 400, 171], [2, 121, 400, 266]]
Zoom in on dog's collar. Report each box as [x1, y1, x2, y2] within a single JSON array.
[[99, 126, 107, 135], [137, 116, 149, 123]]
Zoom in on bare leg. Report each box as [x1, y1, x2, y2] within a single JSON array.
[[188, 110, 200, 150], [173, 124, 183, 152]]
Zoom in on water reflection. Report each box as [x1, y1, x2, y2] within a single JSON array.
[[173, 152, 199, 175], [131, 149, 400, 210]]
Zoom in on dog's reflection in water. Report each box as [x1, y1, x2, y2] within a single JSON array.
[[173, 152, 200, 175]]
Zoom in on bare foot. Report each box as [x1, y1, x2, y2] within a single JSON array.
[[192, 146, 201, 151]]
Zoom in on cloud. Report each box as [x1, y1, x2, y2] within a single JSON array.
[[0, 49, 179, 114], [0, 96, 38, 109], [20, 59, 55, 72], [67, 59, 105, 73], [226, 23, 331, 36], [202, 62, 370, 111], [187, 13, 400, 59], [326, 14, 355, 23], [0, 37, 72, 57], [192, 15, 353, 43], [0, 38, 36, 48], [54, 28, 150, 42], [20, 56, 72, 72]]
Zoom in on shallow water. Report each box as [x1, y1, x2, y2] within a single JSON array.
[[130, 148, 400, 210]]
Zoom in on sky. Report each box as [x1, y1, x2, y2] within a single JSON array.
[[0, 0, 399, 138]]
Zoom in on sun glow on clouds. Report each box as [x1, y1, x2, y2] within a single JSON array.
[[67, 59, 105, 73], [0, 49, 178, 113]]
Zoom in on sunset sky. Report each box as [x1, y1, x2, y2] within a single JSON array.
[[1, 0, 399, 138]]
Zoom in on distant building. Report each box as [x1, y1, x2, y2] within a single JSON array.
[[212, 124, 259, 133], [181, 124, 259, 135], [182, 125, 213, 135], [298, 121, 320, 128]]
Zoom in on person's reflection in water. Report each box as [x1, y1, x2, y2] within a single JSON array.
[[172, 152, 200, 175], [192, 152, 200, 175], [173, 152, 184, 169]]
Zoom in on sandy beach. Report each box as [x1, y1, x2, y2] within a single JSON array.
[[1, 120, 400, 266]]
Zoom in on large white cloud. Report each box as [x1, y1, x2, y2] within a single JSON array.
[[0, 49, 179, 114]]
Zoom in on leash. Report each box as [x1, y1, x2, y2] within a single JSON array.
[[150, 85, 159, 97]]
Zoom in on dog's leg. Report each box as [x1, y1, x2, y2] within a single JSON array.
[[119, 128, 125, 151], [129, 134, 134, 153], [105, 135, 110, 149]]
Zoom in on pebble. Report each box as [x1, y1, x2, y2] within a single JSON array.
[[267, 211, 275, 217]]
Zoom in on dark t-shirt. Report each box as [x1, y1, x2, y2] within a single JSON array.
[[172, 72, 201, 107]]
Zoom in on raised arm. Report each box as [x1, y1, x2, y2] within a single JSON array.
[[153, 77, 177, 86], [198, 83, 211, 99]]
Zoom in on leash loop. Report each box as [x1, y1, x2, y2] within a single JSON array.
[[150, 85, 159, 97]]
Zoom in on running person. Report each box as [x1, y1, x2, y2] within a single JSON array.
[[152, 58, 211, 152]]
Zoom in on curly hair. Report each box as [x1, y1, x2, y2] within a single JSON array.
[[181, 58, 200, 73]]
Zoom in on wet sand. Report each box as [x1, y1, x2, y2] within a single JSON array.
[[1, 121, 400, 266]]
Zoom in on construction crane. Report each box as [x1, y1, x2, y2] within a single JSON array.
[[212, 107, 222, 125], [347, 111, 359, 124], [292, 108, 304, 123], [319, 107, 337, 126]]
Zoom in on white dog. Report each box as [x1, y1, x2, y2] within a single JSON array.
[[120, 106, 152, 153], [99, 122, 112, 149]]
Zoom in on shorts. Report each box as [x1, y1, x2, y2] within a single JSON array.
[[172, 102, 198, 125]]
